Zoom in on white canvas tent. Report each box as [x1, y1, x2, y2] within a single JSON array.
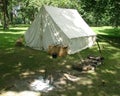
[[25, 5, 96, 54]]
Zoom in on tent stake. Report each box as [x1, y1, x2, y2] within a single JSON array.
[[96, 39, 102, 57]]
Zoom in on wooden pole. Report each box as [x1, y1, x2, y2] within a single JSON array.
[[96, 39, 102, 57]]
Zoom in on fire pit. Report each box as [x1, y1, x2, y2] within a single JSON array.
[[72, 55, 104, 72]]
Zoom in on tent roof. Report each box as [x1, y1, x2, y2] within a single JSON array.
[[44, 5, 96, 39]]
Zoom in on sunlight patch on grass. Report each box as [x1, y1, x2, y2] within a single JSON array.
[[10, 27, 28, 30], [111, 52, 120, 59], [59, 60, 67, 65], [101, 69, 116, 75], [5, 48, 15, 52], [0, 31, 24, 34], [91, 26, 120, 36], [65, 65, 71, 69], [20, 71, 35, 78], [0, 91, 41, 96], [67, 86, 76, 90], [98, 42, 119, 51], [77, 91, 82, 95], [0, 25, 28, 35], [98, 91, 108, 96], [77, 77, 93, 85], [38, 69, 46, 73]]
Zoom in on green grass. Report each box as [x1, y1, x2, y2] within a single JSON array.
[[0, 25, 120, 96], [92, 26, 120, 36]]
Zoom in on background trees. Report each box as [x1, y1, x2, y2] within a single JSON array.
[[0, 0, 119, 29], [108, 0, 120, 27]]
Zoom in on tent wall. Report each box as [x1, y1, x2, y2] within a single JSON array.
[[25, 9, 43, 50], [68, 36, 96, 54]]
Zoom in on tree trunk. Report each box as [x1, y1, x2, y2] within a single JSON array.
[[3, 11, 7, 29], [21, 14, 26, 24], [3, 0, 9, 29], [10, 11, 13, 24]]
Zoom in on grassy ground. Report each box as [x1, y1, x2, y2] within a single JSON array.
[[0, 25, 120, 96]]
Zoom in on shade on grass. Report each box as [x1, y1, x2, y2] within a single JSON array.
[[0, 25, 120, 96]]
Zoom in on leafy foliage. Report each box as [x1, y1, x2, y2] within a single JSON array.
[[0, 0, 120, 29]]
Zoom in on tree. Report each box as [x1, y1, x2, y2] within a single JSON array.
[[80, 0, 120, 27], [80, 0, 108, 26], [1, 0, 10, 29], [108, 0, 120, 27], [0, 0, 119, 27]]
